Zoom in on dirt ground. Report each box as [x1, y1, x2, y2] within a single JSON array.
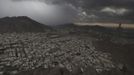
[[93, 39, 134, 74]]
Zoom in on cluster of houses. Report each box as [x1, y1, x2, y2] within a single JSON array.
[[0, 33, 115, 72]]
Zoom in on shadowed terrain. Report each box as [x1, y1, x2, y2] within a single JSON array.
[[0, 16, 134, 75], [0, 16, 51, 33]]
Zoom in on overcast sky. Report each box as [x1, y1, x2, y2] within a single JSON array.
[[0, 0, 134, 25]]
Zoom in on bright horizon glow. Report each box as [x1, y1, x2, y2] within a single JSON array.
[[75, 22, 134, 29]]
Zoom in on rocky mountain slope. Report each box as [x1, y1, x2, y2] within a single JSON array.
[[0, 16, 51, 33]]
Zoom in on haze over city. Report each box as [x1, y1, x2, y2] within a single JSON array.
[[0, 0, 134, 25], [0, 0, 134, 75]]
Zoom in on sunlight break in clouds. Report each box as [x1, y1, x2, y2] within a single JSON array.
[[101, 7, 129, 15]]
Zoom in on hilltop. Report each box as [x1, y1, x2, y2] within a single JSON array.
[[0, 16, 51, 33]]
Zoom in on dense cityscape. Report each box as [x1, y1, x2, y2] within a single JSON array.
[[0, 33, 115, 73]]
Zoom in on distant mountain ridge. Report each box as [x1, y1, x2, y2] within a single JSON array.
[[0, 16, 51, 33], [0, 16, 110, 33]]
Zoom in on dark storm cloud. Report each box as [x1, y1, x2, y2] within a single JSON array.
[[45, 0, 134, 23], [0, 0, 78, 25], [73, 0, 134, 23], [0, 0, 134, 24]]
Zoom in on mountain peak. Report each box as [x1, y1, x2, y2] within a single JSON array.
[[0, 16, 51, 33]]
